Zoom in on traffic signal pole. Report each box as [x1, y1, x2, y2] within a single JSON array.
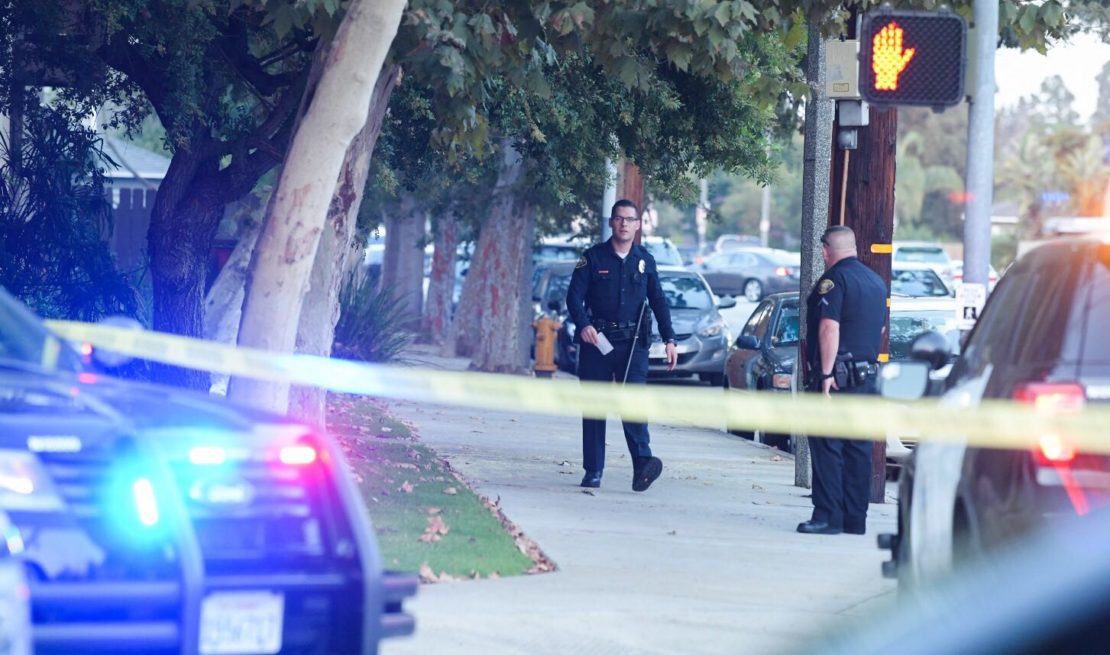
[[963, 0, 998, 295]]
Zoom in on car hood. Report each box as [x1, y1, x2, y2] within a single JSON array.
[[651, 308, 715, 336]]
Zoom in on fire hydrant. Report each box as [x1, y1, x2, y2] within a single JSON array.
[[532, 315, 562, 378]]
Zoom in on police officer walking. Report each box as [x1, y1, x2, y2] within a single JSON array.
[[565, 199, 678, 492], [797, 225, 887, 535]]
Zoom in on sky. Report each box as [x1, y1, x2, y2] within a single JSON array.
[[994, 31, 1109, 123]]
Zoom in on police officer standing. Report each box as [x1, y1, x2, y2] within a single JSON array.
[[797, 225, 887, 535], [565, 199, 678, 492]]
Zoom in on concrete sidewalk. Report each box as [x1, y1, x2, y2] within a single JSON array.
[[382, 349, 897, 655]]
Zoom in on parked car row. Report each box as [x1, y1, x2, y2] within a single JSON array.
[[0, 287, 416, 654]]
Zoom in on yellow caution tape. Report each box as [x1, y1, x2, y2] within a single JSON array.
[[46, 321, 1110, 454]]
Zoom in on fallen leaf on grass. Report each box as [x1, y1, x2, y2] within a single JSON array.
[[381, 426, 393, 433], [399, 481, 414, 493], [419, 515, 450, 543], [417, 563, 458, 583], [558, 460, 572, 467], [443, 487, 458, 495], [426, 507, 441, 515], [394, 463, 419, 470]]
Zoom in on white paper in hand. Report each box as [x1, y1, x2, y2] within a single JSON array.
[[595, 332, 614, 355]]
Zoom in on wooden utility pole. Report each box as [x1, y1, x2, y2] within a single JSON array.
[[828, 105, 896, 504], [619, 160, 646, 245]]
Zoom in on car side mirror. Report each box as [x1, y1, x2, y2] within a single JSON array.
[[737, 335, 760, 350], [879, 362, 930, 401], [910, 330, 952, 371], [716, 296, 737, 309]]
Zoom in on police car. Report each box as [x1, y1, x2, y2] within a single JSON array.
[[0, 286, 415, 654]]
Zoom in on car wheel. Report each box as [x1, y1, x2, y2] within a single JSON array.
[[743, 279, 763, 302]]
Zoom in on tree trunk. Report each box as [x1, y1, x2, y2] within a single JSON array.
[[203, 213, 263, 393], [380, 192, 426, 327], [148, 153, 224, 389], [287, 65, 399, 425], [467, 142, 533, 374], [421, 209, 461, 350], [229, 0, 405, 414], [453, 235, 484, 357]]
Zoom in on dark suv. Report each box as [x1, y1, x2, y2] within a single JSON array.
[[0, 287, 415, 654], [880, 237, 1110, 587]]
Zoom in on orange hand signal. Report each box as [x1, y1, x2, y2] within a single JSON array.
[[872, 22, 916, 91]]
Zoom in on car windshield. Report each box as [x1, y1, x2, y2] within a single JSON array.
[[892, 268, 951, 297], [0, 288, 84, 373], [895, 247, 949, 265], [644, 241, 684, 267], [889, 309, 958, 360], [545, 272, 572, 307], [661, 275, 713, 310]]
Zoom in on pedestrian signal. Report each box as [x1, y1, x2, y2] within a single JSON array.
[[859, 9, 967, 108]]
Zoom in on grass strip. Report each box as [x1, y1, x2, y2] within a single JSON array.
[[327, 393, 543, 581]]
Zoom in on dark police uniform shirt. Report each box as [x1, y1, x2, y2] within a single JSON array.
[[805, 256, 887, 366], [565, 240, 677, 344]]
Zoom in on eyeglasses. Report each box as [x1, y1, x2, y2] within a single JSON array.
[[612, 216, 641, 225]]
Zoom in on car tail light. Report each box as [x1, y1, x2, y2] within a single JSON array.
[[1014, 382, 1088, 514], [1037, 434, 1076, 463], [1013, 383, 1086, 412], [279, 444, 318, 466], [775, 266, 794, 277]]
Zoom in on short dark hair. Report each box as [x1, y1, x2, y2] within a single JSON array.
[[821, 225, 854, 245], [611, 199, 639, 217]]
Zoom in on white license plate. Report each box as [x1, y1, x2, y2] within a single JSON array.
[[199, 591, 284, 655], [649, 342, 689, 358]]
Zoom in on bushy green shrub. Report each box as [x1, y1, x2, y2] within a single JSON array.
[[0, 109, 138, 321], [332, 270, 415, 363]]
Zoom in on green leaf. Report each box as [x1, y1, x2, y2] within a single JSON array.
[[1018, 5, 1037, 33], [1041, 2, 1064, 28], [666, 43, 693, 71], [618, 58, 639, 87], [714, 3, 731, 26], [783, 19, 805, 50], [271, 4, 294, 38]]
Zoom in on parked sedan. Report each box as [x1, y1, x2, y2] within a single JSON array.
[[724, 292, 959, 458], [646, 267, 736, 385], [698, 248, 800, 301], [724, 292, 798, 451], [532, 261, 578, 374], [892, 263, 953, 298]]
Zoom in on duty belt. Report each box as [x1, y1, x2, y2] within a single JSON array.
[[591, 319, 639, 342], [849, 361, 879, 376]]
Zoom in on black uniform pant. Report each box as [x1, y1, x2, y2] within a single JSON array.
[[809, 376, 877, 529], [578, 338, 651, 473]]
